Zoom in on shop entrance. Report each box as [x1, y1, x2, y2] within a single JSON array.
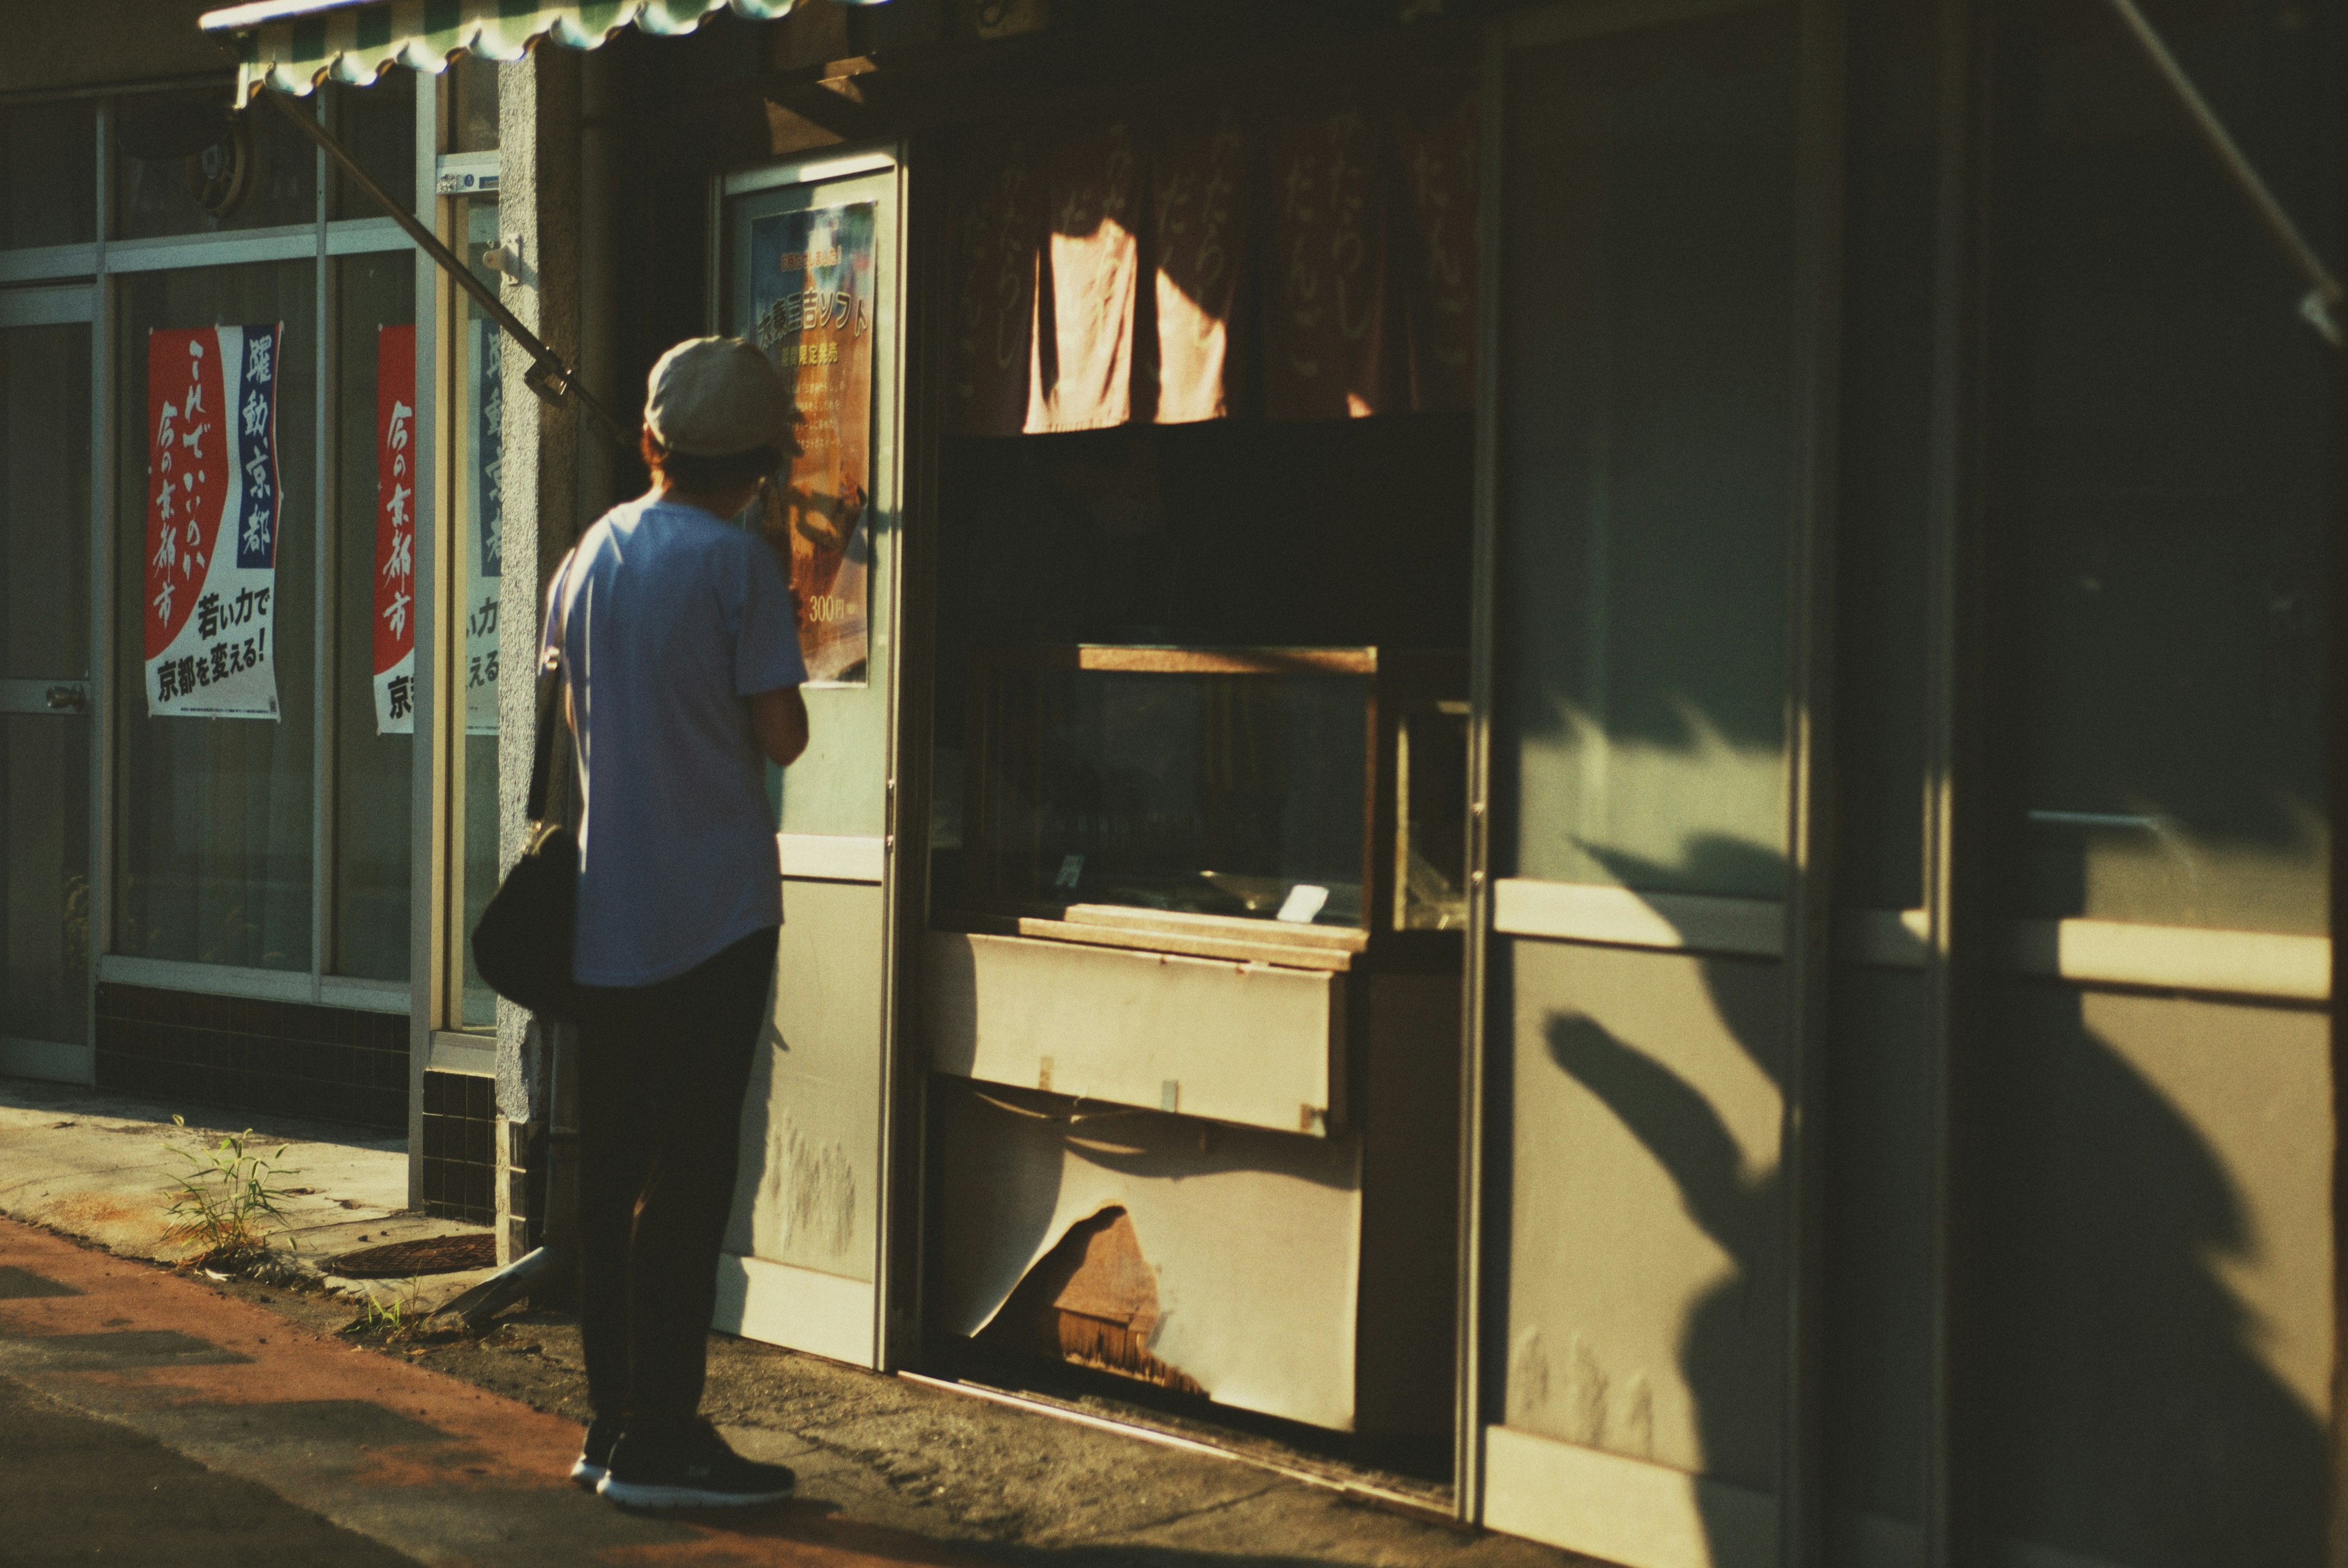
[[709, 149, 909, 1370], [868, 40, 1488, 1480], [0, 292, 97, 1086]]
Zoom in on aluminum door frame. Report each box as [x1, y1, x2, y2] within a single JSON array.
[[707, 145, 911, 1369], [0, 280, 105, 1086], [1458, 1, 1847, 1561]]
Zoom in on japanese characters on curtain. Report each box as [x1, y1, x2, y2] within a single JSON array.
[[950, 148, 1041, 438], [464, 317, 504, 737], [1148, 109, 1249, 425], [750, 201, 877, 684], [372, 325, 417, 734], [944, 90, 1475, 435], [143, 325, 283, 720], [1394, 94, 1479, 413], [1030, 124, 1142, 432], [1264, 111, 1393, 422]]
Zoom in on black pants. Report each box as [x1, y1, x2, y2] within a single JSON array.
[[574, 926, 777, 1435]]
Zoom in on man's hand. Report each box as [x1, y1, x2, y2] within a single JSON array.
[[751, 685, 810, 768]]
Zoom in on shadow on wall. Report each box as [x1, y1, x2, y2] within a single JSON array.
[[1535, 843, 2325, 1568]]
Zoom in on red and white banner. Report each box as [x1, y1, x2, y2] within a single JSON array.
[[372, 325, 417, 735], [143, 324, 282, 720]]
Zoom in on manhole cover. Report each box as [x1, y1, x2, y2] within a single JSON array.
[[330, 1233, 497, 1278]]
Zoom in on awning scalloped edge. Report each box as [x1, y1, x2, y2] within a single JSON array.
[[220, 0, 801, 103]]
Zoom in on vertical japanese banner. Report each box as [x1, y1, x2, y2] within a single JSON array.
[[1148, 109, 1250, 424], [464, 317, 503, 736], [949, 147, 1039, 437], [1030, 123, 1142, 432], [372, 325, 417, 734], [749, 201, 876, 684], [1263, 111, 1394, 421], [1395, 94, 1479, 413], [144, 324, 282, 719]]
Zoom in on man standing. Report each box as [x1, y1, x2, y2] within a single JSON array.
[[545, 337, 810, 1508]]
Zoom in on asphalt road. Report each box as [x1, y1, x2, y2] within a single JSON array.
[[0, 1375, 421, 1567]]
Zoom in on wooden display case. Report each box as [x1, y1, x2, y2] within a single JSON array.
[[954, 644, 1467, 964]]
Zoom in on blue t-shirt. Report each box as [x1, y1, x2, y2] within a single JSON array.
[[544, 496, 808, 987]]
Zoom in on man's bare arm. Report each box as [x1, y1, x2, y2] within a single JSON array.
[[751, 685, 810, 768]]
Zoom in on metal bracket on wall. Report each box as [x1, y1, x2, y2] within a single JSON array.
[[256, 88, 633, 444], [2103, 0, 2344, 348]]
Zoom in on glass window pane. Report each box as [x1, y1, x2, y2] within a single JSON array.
[[449, 57, 500, 154], [1, 101, 97, 249], [451, 196, 504, 1029], [2, 712, 91, 1045], [115, 89, 319, 241], [1991, 0, 2335, 935], [967, 661, 1372, 927], [328, 75, 416, 223], [113, 261, 316, 970], [1495, 8, 1801, 900], [1, 322, 92, 679], [331, 252, 416, 979]]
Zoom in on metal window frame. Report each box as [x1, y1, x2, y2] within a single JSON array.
[[0, 278, 101, 1085], [409, 67, 453, 1207], [0, 81, 435, 1076]]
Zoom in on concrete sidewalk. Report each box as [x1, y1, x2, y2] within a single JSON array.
[[0, 1077, 491, 1299], [0, 1077, 1598, 1567]]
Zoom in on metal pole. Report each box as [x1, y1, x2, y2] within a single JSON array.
[[2102, 0, 2344, 347], [257, 86, 634, 446]]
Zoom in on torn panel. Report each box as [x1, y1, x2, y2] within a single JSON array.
[[978, 1206, 1205, 1395], [937, 1080, 1363, 1431]]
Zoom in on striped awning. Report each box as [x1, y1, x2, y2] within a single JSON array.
[[199, 0, 828, 103]]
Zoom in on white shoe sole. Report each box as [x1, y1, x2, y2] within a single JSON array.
[[595, 1475, 794, 1509], [569, 1460, 607, 1489]]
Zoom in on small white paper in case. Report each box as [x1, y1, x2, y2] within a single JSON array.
[[1276, 883, 1330, 923]]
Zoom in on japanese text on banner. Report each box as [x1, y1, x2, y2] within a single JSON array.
[[464, 317, 503, 737], [373, 324, 418, 734], [143, 324, 282, 720]]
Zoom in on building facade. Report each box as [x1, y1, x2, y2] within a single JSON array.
[[3, 0, 2341, 1563]]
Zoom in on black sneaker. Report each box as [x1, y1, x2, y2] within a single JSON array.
[[569, 1418, 621, 1490], [596, 1421, 797, 1509]]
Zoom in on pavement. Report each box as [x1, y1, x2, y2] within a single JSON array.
[[0, 1076, 1600, 1567], [0, 1079, 495, 1300]]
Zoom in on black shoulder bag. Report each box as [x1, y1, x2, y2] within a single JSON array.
[[471, 643, 580, 1020]]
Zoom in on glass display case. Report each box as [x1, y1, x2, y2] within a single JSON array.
[[959, 646, 1466, 948], [1395, 696, 1471, 931]]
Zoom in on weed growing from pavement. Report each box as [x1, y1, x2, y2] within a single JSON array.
[[342, 1275, 438, 1345], [160, 1116, 300, 1270]]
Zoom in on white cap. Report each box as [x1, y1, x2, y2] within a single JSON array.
[[643, 336, 790, 456]]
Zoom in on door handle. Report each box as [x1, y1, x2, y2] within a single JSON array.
[[45, 685, 87, 713]]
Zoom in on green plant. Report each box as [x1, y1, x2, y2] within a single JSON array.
[[343, 1275, 432, 1344], [161, 1115, 300, 1268]]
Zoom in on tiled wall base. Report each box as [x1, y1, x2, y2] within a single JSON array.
[[498, 1118, 548, 1261], [421, 1070, 496, 1224], [94, 985, 406, 1133]]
